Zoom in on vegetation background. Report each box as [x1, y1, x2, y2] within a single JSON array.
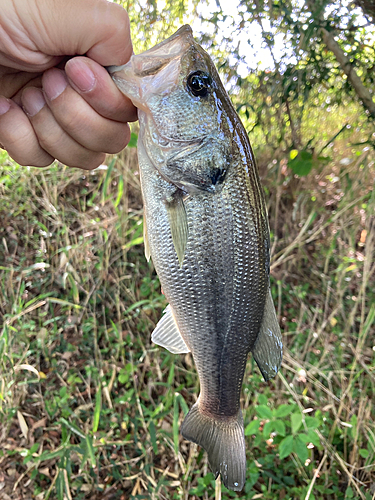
[[0, 0, 374, 499]]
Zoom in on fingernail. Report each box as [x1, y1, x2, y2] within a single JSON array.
[[66, 58, 96, 93], [0, 97, 11, 115], [22, 88, 46, 117], [43, 69, 68, 101]]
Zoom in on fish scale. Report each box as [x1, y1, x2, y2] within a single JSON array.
[[108, 24, 283, 491]]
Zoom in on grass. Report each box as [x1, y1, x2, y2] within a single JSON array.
[[0, 121, 374, 500]]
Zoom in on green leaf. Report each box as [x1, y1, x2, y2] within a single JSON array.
[[359, 448, 369, 458], [128, 132, 138, 148], [245, 419, 261, 436], [167, 364, 175, 386], [346, 486, 354, 498], [203, 472, 215, 486], [60, 418, 86, 439], [293, 435, 308, 463], [273, 419, 286, 436], [288, 150, 313, 176], [48, 298, 82, 309], [85, 435, 96, 467], [307, 429, 321, 447], [39, 449, 66, 462], [290, 149, 299, 160], [123, 236, 145, 250], [279, 435, 294, 459], [300, 150, 313, 161], [305, 416, 319, 430], [149, 421, 158, 454], [173, 395, 179, 456], [67, 274, 79, 305], [263, 421, 274, 437], [92, 385, 101, 433], [29, 443, 40, 454], [125, 299, 151, 314], [298, 433, 310, 443], [275, 404, 293, 418], [114, 175, 124, 208], [56, 469, 64, 500], [258, 394, 268, 405], [256, 405, 273, 420], [350, 414, 357, 439], [80, 440, 90, 469], [291, 413, 302, 434], [177, 393, 189, 416]]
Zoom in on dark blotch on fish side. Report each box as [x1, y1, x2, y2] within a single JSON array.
[[210, 167, 227, 186]]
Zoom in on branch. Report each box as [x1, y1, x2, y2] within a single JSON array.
[[321, 27, 375, 118]]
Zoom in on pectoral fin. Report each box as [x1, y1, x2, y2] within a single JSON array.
[[143, 216, 151, 262], [165, 192, 188, 267], [252, 289, 283, 381], [151, 304, 190, 354]]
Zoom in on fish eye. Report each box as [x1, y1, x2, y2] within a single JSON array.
[[186, 71, 212, 97]]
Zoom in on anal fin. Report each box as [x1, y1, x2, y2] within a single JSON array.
[[252, 289, 283, 381], [151, 305, 190, 354]]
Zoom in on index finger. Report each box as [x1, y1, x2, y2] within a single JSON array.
[[65, 57, 137, 123]]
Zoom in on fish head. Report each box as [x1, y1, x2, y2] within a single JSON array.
[[109, 25, 235, 193]]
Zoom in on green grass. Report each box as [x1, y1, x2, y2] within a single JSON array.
[[0, 126, 374, 499]]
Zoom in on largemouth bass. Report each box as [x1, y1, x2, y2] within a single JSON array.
[[108, 25, 282, 491]]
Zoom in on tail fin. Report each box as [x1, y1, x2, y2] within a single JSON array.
[[181, 402, 246, 491]]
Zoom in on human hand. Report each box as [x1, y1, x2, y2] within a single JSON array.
[[0, 0, 137, 169]]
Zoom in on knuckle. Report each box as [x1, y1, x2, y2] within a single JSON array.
[[57, 104, 87, 135], [36, 125, 66, 154], [38, 134, 56, 153]]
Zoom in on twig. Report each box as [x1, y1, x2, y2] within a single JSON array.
[[44, 469, 59, 500], [5, 300, 46, 325], [215, 476, 221, 500], [305, 452, 327, 500]]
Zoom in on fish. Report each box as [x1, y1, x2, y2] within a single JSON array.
[[107, 25, 283, 491]]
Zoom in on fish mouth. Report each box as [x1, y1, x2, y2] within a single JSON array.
[[107, 26, 196, 111], [107, 25, 194, 77]]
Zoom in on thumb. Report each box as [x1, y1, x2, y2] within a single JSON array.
[[22, 0, 132, 67], [72, 1, 133, 66]]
